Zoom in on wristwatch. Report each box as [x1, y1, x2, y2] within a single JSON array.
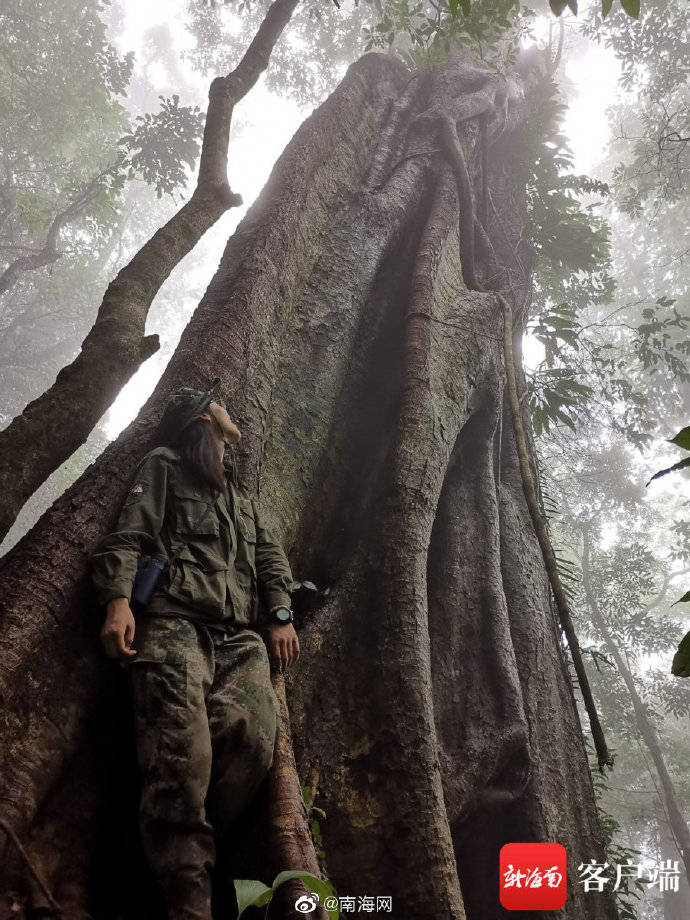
[[270, 605, 294, 625]]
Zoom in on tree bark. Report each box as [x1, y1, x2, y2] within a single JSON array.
[[0, 51, 618, 919], [581, 526, 690, 883], [0, 0, 300, 544]]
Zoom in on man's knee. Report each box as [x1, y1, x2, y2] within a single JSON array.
[[207, 710, 277, 830], [224, 709, 276, 778], [141, 751, 213, 822]]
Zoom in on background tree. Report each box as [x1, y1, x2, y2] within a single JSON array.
[[0, 0, 210, 420], [506, 3, 690, 915]]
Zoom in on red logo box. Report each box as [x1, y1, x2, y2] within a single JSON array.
[[499, 843, 567, 910]]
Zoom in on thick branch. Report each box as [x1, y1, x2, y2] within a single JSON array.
[[0, 0, 300, 543], [198, 0, 302, 187]]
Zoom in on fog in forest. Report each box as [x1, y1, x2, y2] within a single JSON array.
[[0, 1, 688, 918]]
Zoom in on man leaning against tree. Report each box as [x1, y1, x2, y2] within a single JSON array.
[[90, 378, 300, 920]]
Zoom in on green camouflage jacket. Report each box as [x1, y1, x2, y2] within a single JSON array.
[[90, 446, 293, 630]]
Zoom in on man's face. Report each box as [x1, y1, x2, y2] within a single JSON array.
[[203, 400, 242, 445]]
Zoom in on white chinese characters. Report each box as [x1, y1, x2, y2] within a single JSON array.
[[503, 865, 564, 889], [303, 894, 394, 913], [578, 859, 681, 893]]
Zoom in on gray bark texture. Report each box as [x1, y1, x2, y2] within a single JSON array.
[[0, 51, 618, 919]]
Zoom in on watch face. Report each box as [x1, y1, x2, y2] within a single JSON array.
[[276, 608, 291, 621]]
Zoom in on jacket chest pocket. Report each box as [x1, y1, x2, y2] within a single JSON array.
[[171, 483, 219, 537]]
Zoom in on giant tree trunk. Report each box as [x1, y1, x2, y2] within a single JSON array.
[[0, 51, 618, 919]]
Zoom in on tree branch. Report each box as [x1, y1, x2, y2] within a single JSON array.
[[0, 173, 104, 297], [0, 0, 301, 542]]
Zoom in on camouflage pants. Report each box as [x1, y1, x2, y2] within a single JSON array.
[[126, 615, 280, 920]]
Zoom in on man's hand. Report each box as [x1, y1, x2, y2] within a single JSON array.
[[268, 623, 299, 672], [101, 597, 137, 660]]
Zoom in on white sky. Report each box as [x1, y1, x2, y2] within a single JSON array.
[[564, 42, 622, 175], [103, 0, 307, 436], [522, 6, 621, 372], [101, 76, 305, 438], [102, 1, 622, 435]]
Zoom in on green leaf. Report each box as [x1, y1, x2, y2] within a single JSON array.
[[620, 0, 640, 17], [449, 0, 459, 16], [647, 456, 690, 485], [565, 381, 593, 395], [235, 879, 273, 917], [672, 591, 690, 605], [272, 871, 340, 918], [670, 426, 690, 451], [671, 629, 690, 678], [236, 870, 339, 919]]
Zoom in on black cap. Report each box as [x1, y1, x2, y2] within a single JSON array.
[[157, 377, 222, 443]]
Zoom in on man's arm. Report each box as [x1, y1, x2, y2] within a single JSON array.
[[251, 498, 293, 615], [91, 451, 169, 658], [251, 498, 299, 669]]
